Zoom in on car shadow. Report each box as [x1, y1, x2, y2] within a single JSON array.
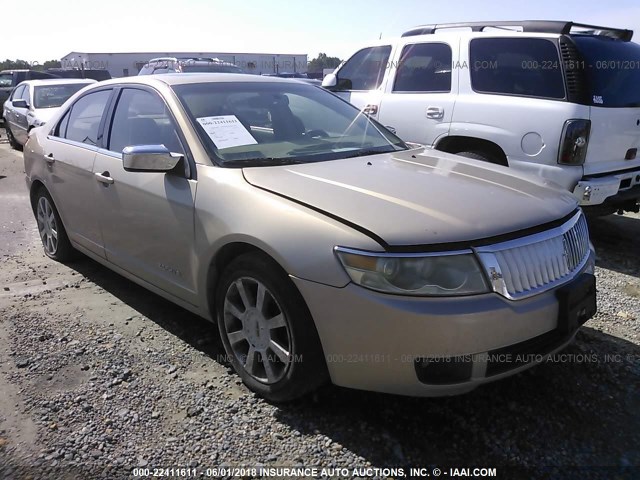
[[276, 327, 640, 474], [587, 213, 640, 279], [64, 255, 639, 475], [66, 255, 227, 362]]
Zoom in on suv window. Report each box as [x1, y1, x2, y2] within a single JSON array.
[[337, 46, 392, 91], [64, 90, 112, 146], [573, 36, 640, 108], [470, 38, 565, 99], [393, 43, 452, 92], [108, 88, 185, 154]]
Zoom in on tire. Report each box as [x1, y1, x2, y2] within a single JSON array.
[[33, 187, 75, 262], [6, 127, 22, 151], [216, 252, 328, 402], [455, 150, 497, 162]]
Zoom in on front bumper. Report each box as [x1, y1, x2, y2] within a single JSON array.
[[574, 169, 640, 206], [293, 269, 595, 397]]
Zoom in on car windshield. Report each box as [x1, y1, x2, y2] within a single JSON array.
[[0, 73, 12, 87], [33, 83, 92, 108], [182, 64, 243, 74], [172, 81, 407, 166], [573, 36, 640, 107]]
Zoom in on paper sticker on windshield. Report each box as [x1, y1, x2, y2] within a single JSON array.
[[196, 115, 257, 149], [593, 95, 604, 105]]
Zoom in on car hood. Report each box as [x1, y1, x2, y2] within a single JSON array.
[[242, 149, 578, 247]]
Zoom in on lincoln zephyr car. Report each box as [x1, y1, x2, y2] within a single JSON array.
[[23, 74, 596, 401]]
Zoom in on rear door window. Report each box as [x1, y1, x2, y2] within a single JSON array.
[[64, 90, 112, 146], [470, 38, 565, 99], [393, 43, 452, 92], [337, 46, 392, 91]]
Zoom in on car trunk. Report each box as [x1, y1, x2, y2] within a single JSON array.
[[572, 36, 640, 175]]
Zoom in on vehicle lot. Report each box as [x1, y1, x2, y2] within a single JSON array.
[[0, 139, 638, 478]]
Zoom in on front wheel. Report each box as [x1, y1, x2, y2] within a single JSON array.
[[216, 252, 328, 402]]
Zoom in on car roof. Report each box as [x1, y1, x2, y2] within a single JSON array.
[[17, 78, 98, 87], [95, 73, 302, 87]]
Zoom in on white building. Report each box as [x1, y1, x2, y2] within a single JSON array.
[[60, 51, 308, 78]]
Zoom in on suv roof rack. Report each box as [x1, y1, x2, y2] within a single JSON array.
[[147, 57, 178, 63], [401, 21, 633, 41]]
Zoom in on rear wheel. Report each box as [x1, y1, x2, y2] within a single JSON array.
[[216, 252, 328, 402], [6, 127, 22, 151], [34, 188, 75, 261]]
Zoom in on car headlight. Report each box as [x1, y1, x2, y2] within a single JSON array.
[[335, 247, 490, 296]]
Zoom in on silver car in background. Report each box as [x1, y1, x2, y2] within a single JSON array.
[[3, 78, 95, 149], [23, 74, 596, 401]]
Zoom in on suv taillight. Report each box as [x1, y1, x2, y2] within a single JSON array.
[[558, 119, 591, 165]]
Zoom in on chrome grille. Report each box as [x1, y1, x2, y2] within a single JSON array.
[[476, 212, 591, 299]]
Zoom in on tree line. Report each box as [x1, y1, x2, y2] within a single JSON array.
[[307, 53, 342, 73], [0, 59, 62, 71], [1, 53, 341, 74]]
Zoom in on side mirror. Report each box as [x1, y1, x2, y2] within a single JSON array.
[[12, 99, 28, 109], [322, 73, 338, 90], [122, 145, 183, 173]]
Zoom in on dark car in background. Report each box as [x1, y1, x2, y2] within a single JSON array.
[[44, 68, 112, 82]]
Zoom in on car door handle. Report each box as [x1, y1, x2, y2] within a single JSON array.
[[95, 171, 114, 185], [45, 153, 55, 164], [426, 106, 444, 119]]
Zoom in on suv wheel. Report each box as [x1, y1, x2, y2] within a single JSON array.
[[216, 252, 328, 402]]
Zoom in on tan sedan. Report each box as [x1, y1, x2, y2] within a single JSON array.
[[23, 74, 596, 401]]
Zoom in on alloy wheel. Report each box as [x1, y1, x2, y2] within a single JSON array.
[[223, 277, 292, 384], [37, 196, 58, 255]]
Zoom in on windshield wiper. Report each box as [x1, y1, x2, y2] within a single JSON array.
[[343, 148, 396, 158], [221, 157, 304, 168], [288, 141, 368, 156]]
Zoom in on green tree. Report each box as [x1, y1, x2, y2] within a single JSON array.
[[0, 59, 32, 70], [43, 59, 62, 70], [307, 53, 342, 73]]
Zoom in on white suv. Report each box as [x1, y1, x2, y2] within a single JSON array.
[[323, 21, 640, 215]]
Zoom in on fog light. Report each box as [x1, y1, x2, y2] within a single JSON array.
[[582, 185, 592, 202]]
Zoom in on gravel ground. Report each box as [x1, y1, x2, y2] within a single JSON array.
[[0, 139, 639, 480]]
